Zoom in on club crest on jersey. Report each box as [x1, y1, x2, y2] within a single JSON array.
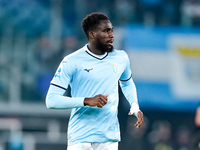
[[55, 67, 62, 78], [109, 63, 119, 73]]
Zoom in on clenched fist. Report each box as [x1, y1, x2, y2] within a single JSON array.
[[84, 94, 109, 108]]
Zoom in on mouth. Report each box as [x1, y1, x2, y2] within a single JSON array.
[[107, 39, 114, 46]]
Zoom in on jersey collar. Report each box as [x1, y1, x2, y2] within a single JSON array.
[[84, 44, 108, 60]]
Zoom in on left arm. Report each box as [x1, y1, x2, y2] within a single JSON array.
[[119, 51, 143, 128], [119, 79, 143, 128]]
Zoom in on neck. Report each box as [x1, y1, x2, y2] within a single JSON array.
[[88, 43, 105, 55]]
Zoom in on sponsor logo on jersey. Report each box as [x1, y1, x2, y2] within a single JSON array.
[[84, 68, 93, 72]]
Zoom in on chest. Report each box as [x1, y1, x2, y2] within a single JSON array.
[[75, 58, 126, 81]]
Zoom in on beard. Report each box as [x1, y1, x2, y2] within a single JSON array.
[[96, 39, 113, 54]]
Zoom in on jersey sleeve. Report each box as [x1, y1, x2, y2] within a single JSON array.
[[119, 51, 139, 105], [46, 85, 85, 109], [51, 57, 75, 90], [46, 56, 85, 109], [119, 78, 138, 105], [119, 52, 132, 81]]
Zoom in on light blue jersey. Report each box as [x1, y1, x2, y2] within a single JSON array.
[[47, 44, 138, 146]]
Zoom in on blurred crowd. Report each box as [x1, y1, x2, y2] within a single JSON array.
[[1, 0, 200, 37], [0, 0, 200, 101], [122, 117, 192, 150]]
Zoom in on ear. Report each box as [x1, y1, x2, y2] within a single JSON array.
[[89, 31, 96, 39]]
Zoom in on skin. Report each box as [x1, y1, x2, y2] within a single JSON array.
[[84, 19, 143, 128], [129, 111, 144, 128], [195, 106, 200, 126], [88, 20, 114, 55], [84, 94, 109, 108]]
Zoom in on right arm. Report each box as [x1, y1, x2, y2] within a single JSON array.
[[46, 85, 108, 109], [45, 57, 108, 109], [45, 84, 85, 109]]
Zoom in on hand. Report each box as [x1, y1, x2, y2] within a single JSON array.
[[133, 111, 143, 128], [84, 94, 109, 108]]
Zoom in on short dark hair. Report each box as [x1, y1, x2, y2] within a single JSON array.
[[81, 12, 108, 38]]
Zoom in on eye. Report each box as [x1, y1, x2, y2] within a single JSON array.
[[104, 29, 109, 33], [104, 28, 113, 33]]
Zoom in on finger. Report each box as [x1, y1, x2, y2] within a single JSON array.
[[104, 94, 109, 98], [99, 96, 107, 104], [136, 118, 143, 128], [97, 103, 103, 108], [102, 94, 109, 100], [135, 123, 139, 128], [100, 100, 106, 106], [101, 94, 108, 100], [137, 122, 142, 128], [135, 121, 142, 128], [135, 124, 140, 128], [98, 99, 106, 107]]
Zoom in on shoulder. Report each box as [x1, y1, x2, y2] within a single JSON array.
[[112, 49, 127, 55], [110, 49, 129, 58], [58, 48, 85, 70], [63, 47, 85, 62]]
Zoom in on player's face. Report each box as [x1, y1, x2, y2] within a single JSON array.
[[94, 20, 114, 53]]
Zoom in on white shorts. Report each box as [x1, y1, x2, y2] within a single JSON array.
[[67, 142, 118, 150]]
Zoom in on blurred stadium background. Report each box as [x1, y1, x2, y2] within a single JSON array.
[[0, 0, 200, 150]]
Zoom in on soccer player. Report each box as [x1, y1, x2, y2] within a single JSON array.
[[46, 12, 143, 150]]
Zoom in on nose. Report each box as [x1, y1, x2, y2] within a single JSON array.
[[109, 32, 114, 38]]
